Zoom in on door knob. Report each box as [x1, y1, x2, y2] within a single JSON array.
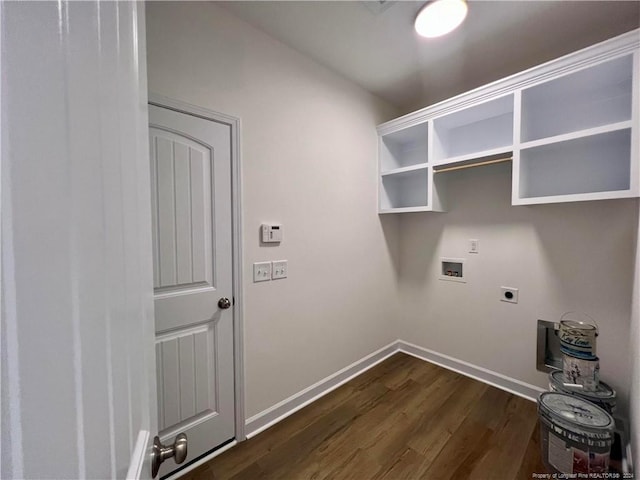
[[151, 433, 188, 478], [218, 297, 231, 309]]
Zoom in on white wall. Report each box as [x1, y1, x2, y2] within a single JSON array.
[[146, 2, 400, 419], [629, 207, 640, 465], [398, 163, 638, 415]]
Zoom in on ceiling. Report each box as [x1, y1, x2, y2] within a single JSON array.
[[220, 1, 640, 114]]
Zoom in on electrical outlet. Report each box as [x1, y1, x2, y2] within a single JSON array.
[[500, 286, 518, 304], [253, 262, 271, 282], [271, 260, 287, 280]]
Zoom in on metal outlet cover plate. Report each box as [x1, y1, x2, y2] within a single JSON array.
[[537, 319, 562, 372]]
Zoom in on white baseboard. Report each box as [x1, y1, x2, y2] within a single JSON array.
[[244, 339, 545, 442], [397, 340, 545, 402], [244, 341, 400, 438]]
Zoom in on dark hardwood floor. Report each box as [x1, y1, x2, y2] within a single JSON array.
[[180, 353, 547, 480]]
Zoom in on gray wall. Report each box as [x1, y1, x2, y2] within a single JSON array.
[[146, 1, 401, 419], [398, 163, 638, 415]]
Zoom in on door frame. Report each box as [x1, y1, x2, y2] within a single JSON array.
[[148, 94, 246, 447]]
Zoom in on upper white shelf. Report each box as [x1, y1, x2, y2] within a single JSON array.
[[520, 54, 633, 143], [380, 122, 428, 172], [377, 29, 639, 214], [432, 94, 514, 163]]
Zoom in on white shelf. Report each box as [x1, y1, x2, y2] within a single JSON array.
[[379, 168, 428, 210], [513, 189, 636, 206], [517, 129, 632, 200], [432, 94, 514, 162], [379, 206, 433, 214], [381, 163, 428, 176], [432, 147, 512, 167], [519, 121, 632, 150], [377, 31, 639, 213], [521, 54, 633, 143], [380, 122, 428, 170]]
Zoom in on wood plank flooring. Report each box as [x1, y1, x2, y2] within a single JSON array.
[[180, 353, 547, 480]]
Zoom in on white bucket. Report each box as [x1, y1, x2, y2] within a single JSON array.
[[548, 370, 617, 414], [563, 353, 600, 392], [538, 392, 615, 474]]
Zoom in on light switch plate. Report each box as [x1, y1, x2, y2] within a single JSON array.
[[469, 239, 479, 253], [272, 260, 287, 280], [253, 262, 271, 282]]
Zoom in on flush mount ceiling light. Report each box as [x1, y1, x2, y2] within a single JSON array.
[[415, 0, 468, 38]]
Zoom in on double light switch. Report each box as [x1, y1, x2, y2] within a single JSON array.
[[253, 260, 288, 282]]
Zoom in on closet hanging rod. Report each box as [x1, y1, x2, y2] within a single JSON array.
[[434, 156, 512, 174]]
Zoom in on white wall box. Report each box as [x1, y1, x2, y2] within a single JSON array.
[[439, 258, 466, 283], [377, 30, 639, 213]]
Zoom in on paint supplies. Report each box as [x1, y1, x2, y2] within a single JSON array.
[[538, 392, 615, 475], [548, 370, 617, 415], [558, 312, 598, 357], [558, 312, 599, 391], [538, 311, 623, 475]]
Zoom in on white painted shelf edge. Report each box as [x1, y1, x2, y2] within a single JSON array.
[[379, 206, 434, 214], [432, 147, 513, 167], [519, 120, 633, 150], [381, 163, 429, 176], [512, 188, 638, 206]]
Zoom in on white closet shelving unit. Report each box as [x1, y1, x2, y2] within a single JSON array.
[[379, 122, 432, 212], [515, 54, 635, 204], [377, 30, 639, 213]]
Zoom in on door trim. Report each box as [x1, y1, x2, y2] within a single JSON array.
[[148, 94, 246, 443], [125, 430, 150, 480]]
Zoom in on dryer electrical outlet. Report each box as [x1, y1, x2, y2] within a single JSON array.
[[500, 287, 519, 303]]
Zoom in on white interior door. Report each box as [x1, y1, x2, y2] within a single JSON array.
[[148, 105, 235, 477], [1, 2, 157, 479]]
